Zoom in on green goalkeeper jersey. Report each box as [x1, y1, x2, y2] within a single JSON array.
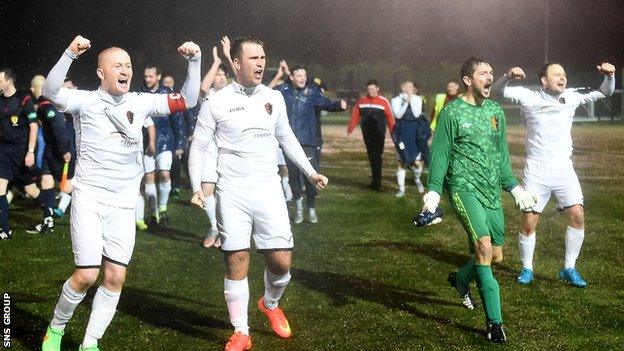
[[427, 97, 518, 209]]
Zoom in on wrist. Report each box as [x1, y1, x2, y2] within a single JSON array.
[[64, 48, 78, 59], [27, 147, 35, 153]]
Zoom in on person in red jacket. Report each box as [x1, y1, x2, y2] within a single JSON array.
[[347, 79, 395, 190]]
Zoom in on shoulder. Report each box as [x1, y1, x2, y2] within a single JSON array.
[[377, 95, 391, 105]]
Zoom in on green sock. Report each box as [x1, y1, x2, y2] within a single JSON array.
[[475, 264, 502, 325], [456, 256, 477, 293]]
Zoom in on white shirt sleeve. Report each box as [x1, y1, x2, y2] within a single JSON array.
[[576, 75, 616, 104], [188, 100, 215, 192], [273, 94, 316, 178], [391, 96, 406, 119], [143, 117, 154, 128], [411, 95, 423, 115]]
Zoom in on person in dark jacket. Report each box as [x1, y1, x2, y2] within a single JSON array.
[[275, 64, 347, 224]]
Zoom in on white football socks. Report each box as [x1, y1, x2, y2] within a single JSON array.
[[396, 168, 406, 192], [411, 163, 423, 181], [203, 195, 217, 230], [517, 232, 536, 270], [564, 226, 585, 269], [263, 270, 291, 310], [158, 180, 171, 211], [82, 286, 120, 348], [224, 277, 249, 335], [144, 182, 158, 215], [135, 193, 145, 222], [50, 279, 86, 330], [58, 192, 72, 213]]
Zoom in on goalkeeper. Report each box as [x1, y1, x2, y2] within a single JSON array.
[[421, 56, 536, 343]]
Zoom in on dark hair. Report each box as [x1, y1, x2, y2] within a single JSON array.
[[217, 64, 229, 76], [0, 68, 16, 83], [460, 56, 490, 88], [366, 79, 379, 87], [145, 65, 163, 76], [230, 36, 265, 61], [538, 62, 562, 82], [291, 65, 306, 74]]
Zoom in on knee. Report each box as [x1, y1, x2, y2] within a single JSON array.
[[160, 171, 171, 182], [567, 205, 584, 229], [24, 184, 40, 198], [475, 240, 493, 261], [71, 269, 99, 291], [520, 223, 535, 235], [103, 268, 126, 291], [41, 175, 54, 189]]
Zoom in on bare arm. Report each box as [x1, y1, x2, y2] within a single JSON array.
[[200, 47, 223, 97], [220, 36, 236, 75]]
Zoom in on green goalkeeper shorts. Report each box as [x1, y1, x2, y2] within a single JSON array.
[[450, 191, 505, 249]]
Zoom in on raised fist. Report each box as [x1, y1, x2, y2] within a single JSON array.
[[506, 67, 526, 80], [178, 41, 201, 60], [69, 35, 91, 56], [597, 62, 615, 77]]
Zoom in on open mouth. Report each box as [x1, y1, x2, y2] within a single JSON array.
[[483, 83, 492, 93], [118, 78, 129, 86], [253, 69, 263, 78]]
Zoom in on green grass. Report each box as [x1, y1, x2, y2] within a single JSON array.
[[3, 123, 624, 350]]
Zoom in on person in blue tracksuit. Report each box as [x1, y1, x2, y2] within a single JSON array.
[[275, 63, 347, 224], [140, 65, 186, 226]]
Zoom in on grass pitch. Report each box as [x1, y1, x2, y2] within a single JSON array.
[[2, 119, 624, 350]]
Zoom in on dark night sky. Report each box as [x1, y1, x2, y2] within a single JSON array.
[[1, 0, 623, 90]]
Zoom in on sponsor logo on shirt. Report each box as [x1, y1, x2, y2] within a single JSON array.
[[127, 111, 134, 124], [265, 102, 273, 115], [10, 115, 18, 126], [229, 106, 245, 113]]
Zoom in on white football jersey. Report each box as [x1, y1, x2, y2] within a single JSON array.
[[58, 87, 172, 208], [503, 76, 614, 161], [193, 81, 315, 186]]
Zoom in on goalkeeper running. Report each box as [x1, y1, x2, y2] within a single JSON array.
[[419, 56, 536, 343]]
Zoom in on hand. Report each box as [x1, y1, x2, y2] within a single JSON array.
[[506, 67, 526, 80], [421, 191, 440, 213], [220, 36, 231, 59], [178, 41, 201, 60], [310, 173, 329, 190], [340, 99, 348, 110], [175, 148, 184, 158], [280, 60, 290, 76], [346, 130, 352, 137], [190, 190, 205, 209], [597, 62, 615, 77], [63, 152, 72, 163], [25, 152, 35, 167], [212, 46, 222, 65], [510, 186, 537, 211], [69, 35, 91, 56], [146, 143, 156, 156]]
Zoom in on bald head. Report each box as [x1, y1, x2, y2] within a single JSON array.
[[31, 74, 46, 98], [97, 47, 130, 68], [96, 47, 133, 96]]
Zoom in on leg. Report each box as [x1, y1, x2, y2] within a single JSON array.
[[224, 250, 251, 335], [277, 165, 292, 202], [143, 172, 158, 221], [0, 178, 10, 234], [564, 204, 584, 268], [396, 162, 406, 197], [302, 146, 319, 222], [262, 250, 292, 309], [202, 182, 219, 247], [81, 261, 125, 348], [285, 158, 304, 223]]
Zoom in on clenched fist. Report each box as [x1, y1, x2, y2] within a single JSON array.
[[178, 41, 201, 60], [596, 62, 615, 77], [69, 35, 91, 56]]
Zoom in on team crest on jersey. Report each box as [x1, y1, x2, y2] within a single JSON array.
[[10, 115, 19, 126], [127, 111, 134, 124], [168, 93, 181, 100], [265, 102, 273, 115], [491, 116, 499, 131]]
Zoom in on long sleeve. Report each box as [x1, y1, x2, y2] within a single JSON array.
[[577, 75, 616, 104], [391, 96, 407, 119], [188, 100, 215, 193], [498, 113, 518, 191], [381, 98, 395, 132], [347, 100, 361, 133], [274, 97, 316, 178], [43, 49, 78, 113], [427, 108, 453, 195], [312, 88, 343, 112], [179, 53, 202, 110]]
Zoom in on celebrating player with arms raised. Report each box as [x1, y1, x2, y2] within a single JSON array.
[[189, 36, 328, 351], [41, 35, 200, 351], [493, 61, 615, 287], [420, 57, 536, 343]]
